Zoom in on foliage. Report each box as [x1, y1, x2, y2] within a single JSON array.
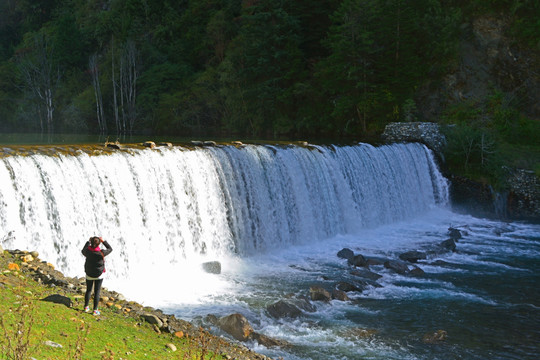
[[0, 0, 534, 142]]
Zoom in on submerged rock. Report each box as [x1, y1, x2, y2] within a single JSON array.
[[350, 268, 383, 281], [448, 227, 462, 241], [309, 286, 332, 302], [399, 250, 427, 263], [202, 261, 221, 274], [439, 239, 457, 252], [423, 329, 448, 343], [384, 260, 410, 274], [348, 254, 368, 267], [337, 248, 354, 261], [332, 289, 349, 301]]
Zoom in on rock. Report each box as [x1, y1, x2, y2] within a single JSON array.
[[251, 332, 289, 348], [350, 269, 383, 281], [332, 289, 349, 301], [448, 227, 462, 241], [409, 266, 425, 276], [381, 122, 446, 155], [398, 250, 427, 263], [217, 313, 254, 342], [21, 254, 34, 262], [266, 300, 303, 319], [7, 263, 20, 271], [204, 314, 219, 325], [384, 260, 410, 274], [203, 141, 217, 146], [30, 251, 39, 258], [158, 142, 172, 147], [309, 286, 332, 302], [201, 261, 221, 274], [44, 340, 63, 348], [191, 141, 204, 146], [439, 239, 457, 252], [105, 142, 122, 149], [41, 294, 73, 308], [337, 248, 354, 261], [143, 141, 156, 148], [335, 282, 362, 292], [141, 313, 163, 329], [165, 343, 177, 352], [423, 330, 448, 343], [365, 258, 385, 266], [348, 254, 367, 267]]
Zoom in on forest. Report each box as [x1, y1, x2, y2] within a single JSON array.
[[0, 0, 538, 149]]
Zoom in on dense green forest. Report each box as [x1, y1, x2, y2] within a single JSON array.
[[0, 0, 538, 147]]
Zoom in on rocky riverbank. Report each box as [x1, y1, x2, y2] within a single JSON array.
[[0, 246, 272, 360]]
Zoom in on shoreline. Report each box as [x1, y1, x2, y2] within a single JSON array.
[[0, 247, 272, 360]]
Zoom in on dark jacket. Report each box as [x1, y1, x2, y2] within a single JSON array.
[[82, 241, 112, 278]]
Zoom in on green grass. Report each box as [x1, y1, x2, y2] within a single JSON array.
[[0, 258, 226, 360]]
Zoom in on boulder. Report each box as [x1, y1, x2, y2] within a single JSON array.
[[201, 261, 221, 274], [143, 141, 156, 148], [384, 260, 410, 274], [266, 300, 303, 319], [439, 239, 457, 252], [337, 248, 354, 261], [348, 254, 368, 267], [203, 141, 217, 146], [217, 313, 254, 342], [251, 332, 291, 348], [350, 269, 383, 281], [398, 250, 427, 263], [423, 329, 448, 343], [332, 289, 349, 301], [141, 313, 164, 329], [41, 294, 73, 308], [448, 227, 462, 241], [409, 266, 425, 276], [266, 297, 315, 319], [335, 281, 362, 292], [309, 286, 332, 302]]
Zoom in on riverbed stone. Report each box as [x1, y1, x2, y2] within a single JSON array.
[[350, 268, 383, 281], [337, 248, 354, 261], [439, 239, 457, 252], [332, 289, 349, 301], [217, 313, 254, 342], [399, 250, 427, 263], [384, 260, 410, 274], [202, 261, 221, 274], [309, 286, 332, 302], [348, 254, 368, 267]]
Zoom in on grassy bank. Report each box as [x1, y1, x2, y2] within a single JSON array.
[[0, 250, 268, 360]]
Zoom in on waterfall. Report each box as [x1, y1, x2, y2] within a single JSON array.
[[0, 143, 448, 280]]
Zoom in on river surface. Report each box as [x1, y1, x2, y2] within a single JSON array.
[[111, 210, 539, 360]]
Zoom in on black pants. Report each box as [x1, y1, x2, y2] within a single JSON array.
[[84, 278, 103, 310]]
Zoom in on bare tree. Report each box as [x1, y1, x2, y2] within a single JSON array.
[[16, 34, 60, 135], [89, 54, 107, 134], [111, 39, 139, 135], [111, 36, 120, 134]]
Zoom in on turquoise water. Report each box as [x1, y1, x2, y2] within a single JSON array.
[[160, 212, 540, 360]]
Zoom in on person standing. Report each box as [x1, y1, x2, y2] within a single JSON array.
[[81, 236, 112, 315]]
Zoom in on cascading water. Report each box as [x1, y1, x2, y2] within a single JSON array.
[[0, 142, 447, 276], [3, 142, 537, 360]]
